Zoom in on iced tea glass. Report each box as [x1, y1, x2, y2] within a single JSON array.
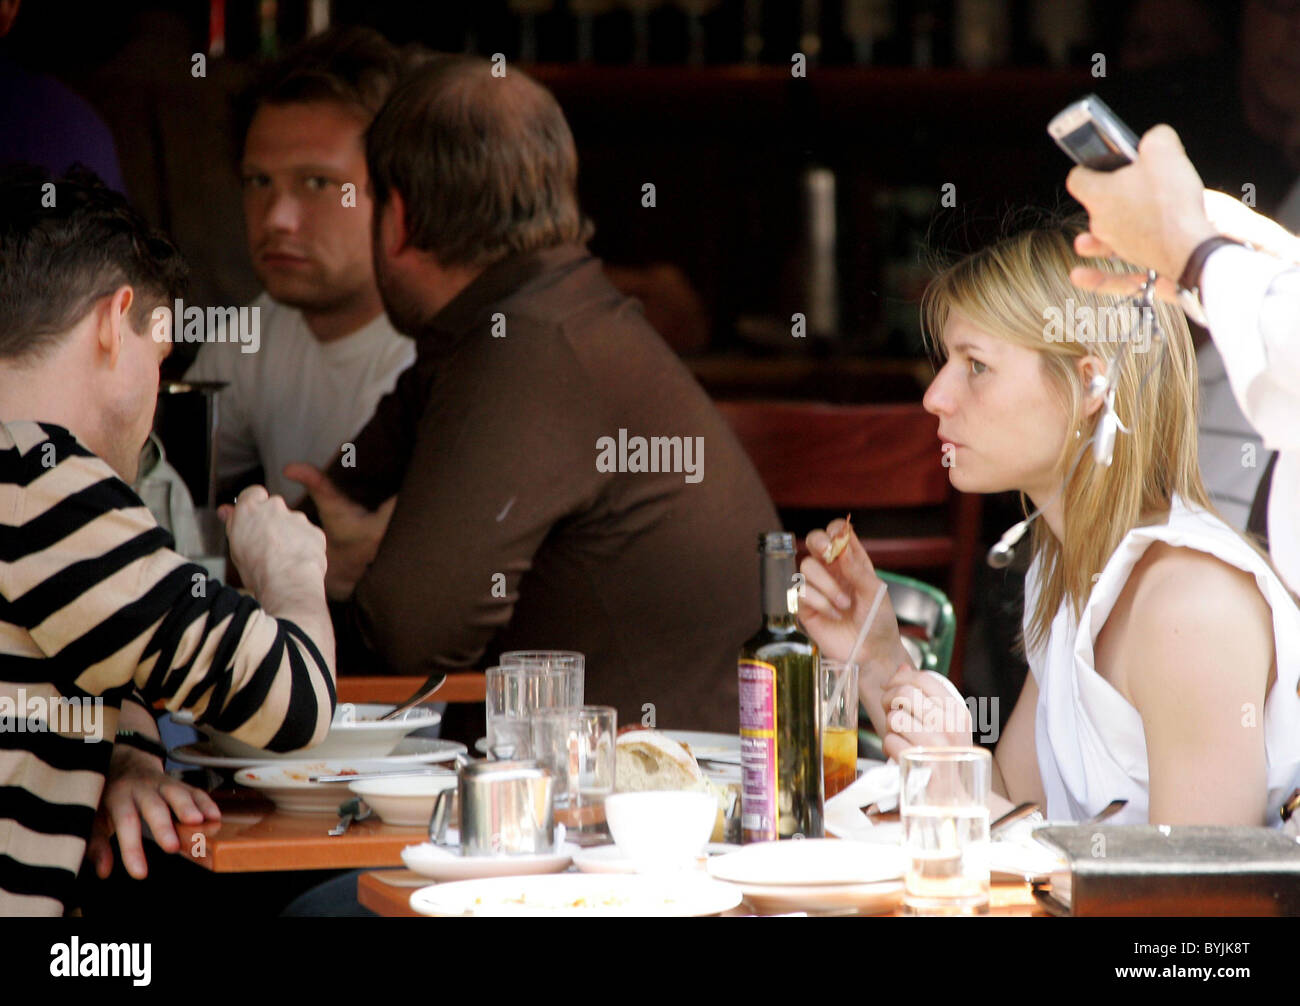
[[821, 659, 859, 798]]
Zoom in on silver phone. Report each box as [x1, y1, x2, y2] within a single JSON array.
[[1048, 94, 1140, 171]]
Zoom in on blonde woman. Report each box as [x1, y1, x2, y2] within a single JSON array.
[[798, 217, 1300, 827]]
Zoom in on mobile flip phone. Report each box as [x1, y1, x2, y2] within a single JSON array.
[[1047, 94, 1140, 171]]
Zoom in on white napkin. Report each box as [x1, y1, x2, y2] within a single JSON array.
[[824, 763, 901, 840]]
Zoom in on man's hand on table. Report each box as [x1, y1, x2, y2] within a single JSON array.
[[283, 463, 396, 601], [88, 730, 220, 881]]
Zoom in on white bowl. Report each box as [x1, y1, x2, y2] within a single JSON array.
[[347, 774, 457, 827], [193, 703, 440, 761], [232, 760, 402, 815], [604, 791, 716, 873]]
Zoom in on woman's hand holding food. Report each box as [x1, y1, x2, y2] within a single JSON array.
[[799, 517, 913, 737]]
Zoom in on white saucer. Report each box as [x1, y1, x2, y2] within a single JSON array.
[[707, 838, 907, 887], [401, 839, 578, 882], [736, 879, 904, 915], [169, 736, 466, 770]]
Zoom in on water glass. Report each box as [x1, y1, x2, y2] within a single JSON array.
[[530, 705, 616, 835], [499, 651, 584, 706], [899, 746, 991, 916], [485, 664, 573, 759]]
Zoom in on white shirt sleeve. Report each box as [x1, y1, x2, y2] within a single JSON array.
[[1201, 244, 1300, 597], [1201, 245, 1300, 453]]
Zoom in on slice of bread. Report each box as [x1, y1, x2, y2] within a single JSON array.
[[615, 730, 706, 792]]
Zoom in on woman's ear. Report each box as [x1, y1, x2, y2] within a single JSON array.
[[1077, 354, 1108, 419]]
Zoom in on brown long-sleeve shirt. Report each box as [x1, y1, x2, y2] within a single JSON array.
[[329, 243, 778, 731]]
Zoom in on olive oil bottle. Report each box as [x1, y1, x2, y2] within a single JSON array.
[[738, 532, 824, 842]]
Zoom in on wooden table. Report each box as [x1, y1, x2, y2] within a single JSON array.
[[356, 869, 1048, 918], [176, 790, 428, 873]]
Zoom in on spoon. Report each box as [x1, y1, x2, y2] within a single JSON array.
[[377, 671, 448, 721], [328, 797, 372, 837]]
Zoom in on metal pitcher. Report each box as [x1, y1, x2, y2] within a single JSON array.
[[429, 758, 558, 857]]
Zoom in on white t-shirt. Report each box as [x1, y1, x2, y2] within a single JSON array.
[[1025, 496, 1300, 826], [185, 293, 415, 504]]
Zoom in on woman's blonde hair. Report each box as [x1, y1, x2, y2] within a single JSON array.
[[920, 215, 1220, 653]]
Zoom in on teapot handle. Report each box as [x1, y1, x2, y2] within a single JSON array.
[[428, 788, 455, 847]]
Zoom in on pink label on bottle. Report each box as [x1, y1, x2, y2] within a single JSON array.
[[738, 659, 778, 842]]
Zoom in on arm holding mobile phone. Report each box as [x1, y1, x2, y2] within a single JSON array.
[[1059, 105, 1300, 598]]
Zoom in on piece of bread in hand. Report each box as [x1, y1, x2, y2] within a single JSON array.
[[822, 514, 854, 564]]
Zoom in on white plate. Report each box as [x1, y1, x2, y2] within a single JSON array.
[[737, 879, 904, 916], [662, 730, 743, 763], [707, 838, 907, 886], [169, 736, 466, 770], [573, 842, 741, 875], [409, 874, 743, 917], [401, 840, 579, 882], [235, 760, 451, 815]]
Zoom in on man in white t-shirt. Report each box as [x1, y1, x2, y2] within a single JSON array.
[[186, 27, 417, 506]]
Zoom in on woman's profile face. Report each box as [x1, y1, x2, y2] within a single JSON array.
[[923, 312, 1072, 502]]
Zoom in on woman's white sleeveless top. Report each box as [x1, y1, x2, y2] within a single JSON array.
[[1024, 495, 1300, 825]]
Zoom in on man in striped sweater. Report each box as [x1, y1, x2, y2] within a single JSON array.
[[0, 166, 337, 915]]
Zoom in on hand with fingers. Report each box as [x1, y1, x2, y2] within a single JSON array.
[[86, 744, 220, 880], [1070, 187, 1300, 302], [880, 664, 973, 763], [281, 464, 395, 602], [217, 483, 329, 600], [1065, 123, 1218, 292], [799, 518, 912, 736]]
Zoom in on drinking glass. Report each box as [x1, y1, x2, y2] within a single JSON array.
[[899, 747, 992, 915], [499, 651, 584, 706], [821, 659, 859, 798], [484, 664, 573, 759], [530, 705, 617, 836]]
